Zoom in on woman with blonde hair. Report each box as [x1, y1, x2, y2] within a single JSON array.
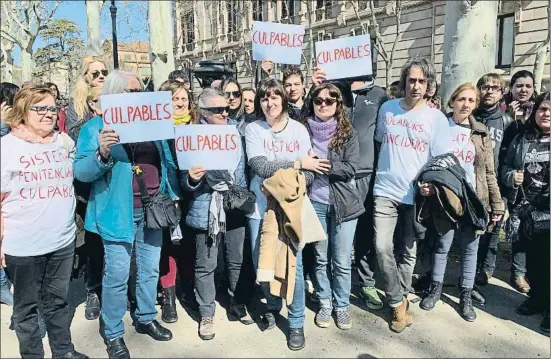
[[420, 83, 504, 322], [66, 56, 107, 141], [1, 86, 88, 359]]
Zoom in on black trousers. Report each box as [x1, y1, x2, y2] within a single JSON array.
[[5, 243, 75, 358], [83, 230, 104, 293], [194, 214, 250, 317], [354, 174, 378, 287], [526, 226, 550, 309]]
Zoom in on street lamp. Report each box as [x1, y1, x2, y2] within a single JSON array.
[[110, 0, 119, 70]]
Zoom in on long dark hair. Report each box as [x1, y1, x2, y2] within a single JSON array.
[[0, 82, 20, 106], [526, 91, 550, 136], [254, 79, 289, 120], [301, 83, 353, 151]]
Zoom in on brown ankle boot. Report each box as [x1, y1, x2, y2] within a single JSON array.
[[390, 298, 413, 333]]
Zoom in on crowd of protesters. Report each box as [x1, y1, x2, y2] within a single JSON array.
[[0, 52, 549, 359]]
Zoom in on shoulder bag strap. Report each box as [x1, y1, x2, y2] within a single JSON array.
[[133, 165, 152, 206]]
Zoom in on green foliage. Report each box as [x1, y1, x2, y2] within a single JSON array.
[[33, 18, 84, 69]]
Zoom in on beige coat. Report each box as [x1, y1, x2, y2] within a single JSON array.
[[256, 168, 325, 303]]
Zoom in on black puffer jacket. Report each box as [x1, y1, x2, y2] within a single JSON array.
[[326, 129, 365, 223]]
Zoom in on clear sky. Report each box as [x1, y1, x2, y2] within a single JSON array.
[[12, 0, 149, 64]]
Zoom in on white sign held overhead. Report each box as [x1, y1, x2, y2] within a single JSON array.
[[174, 124, 242, 171], [252, 21, 305, 65], [315, 35, 373, 80], [100, 91, 175, 144]]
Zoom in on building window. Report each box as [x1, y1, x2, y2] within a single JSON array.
[[141, 55, 148, 61], [282, 0, 296, 21], [252, 0, 263, 21], [358, 1, 368, 11], [182, 7, 195, 45], [140, 67, 150, 76], [496, 14, 514, 68], [124, 54, 132, 61], [316, 0, 333, 21], [227, 0, 238, 39]]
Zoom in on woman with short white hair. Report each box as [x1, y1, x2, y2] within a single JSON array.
[[183, 88, 253, 340], [75, 70, 180, 359]]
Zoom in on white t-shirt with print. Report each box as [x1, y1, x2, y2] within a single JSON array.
[[1, 133, 76, 256], [449, 120, 477, 190], [245, 118, 312, 218], [374, 99, 453, 205]]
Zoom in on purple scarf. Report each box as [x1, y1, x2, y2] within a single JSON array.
[[307, 116, 337, 205], [307, 116, 338, 146]]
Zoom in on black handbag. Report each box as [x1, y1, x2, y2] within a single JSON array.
[[223, 185, 256, 214], [134, 165, 181, 230]]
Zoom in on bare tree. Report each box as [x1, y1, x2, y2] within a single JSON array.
[[533, 1, 551, 93], [0, 2, 15, 82], [85, 0, 104, 56], [149, 0, 175, 85], [0, 0, 61, 81], [369, 0, 403, 88], [440, 1, 499, 108]]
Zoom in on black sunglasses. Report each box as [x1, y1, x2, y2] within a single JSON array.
[[224, 91, 241, 99], [201, 106, 229, 115], [313, 97, 337, 106], [91, 69, 108, 79], [125, 88, 143, 93]]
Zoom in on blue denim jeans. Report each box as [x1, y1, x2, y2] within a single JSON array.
[[311, 201, 357, 310], [0, 268, 8, 286], [101, 207, 163, 340], [432, 224, 479, 289], [249, 216, 305, 329]]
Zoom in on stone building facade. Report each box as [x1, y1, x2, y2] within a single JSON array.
[[173, 0, 550, 90]]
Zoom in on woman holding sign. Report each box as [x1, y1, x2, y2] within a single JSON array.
[[245, 79, 330, 350], [300, 83, 364, 330], [1, 86, 88, 359], [182, 88, 254, 340], [74, 71, 181, 358]]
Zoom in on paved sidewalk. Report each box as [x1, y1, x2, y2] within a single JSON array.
[[1, 246, 549, 358]]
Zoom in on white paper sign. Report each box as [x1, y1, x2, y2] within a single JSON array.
[[174, 124, 242, 171], [100, 91, 174, 144], [315, 35, 373, 80], [252, 21, 305, 65]]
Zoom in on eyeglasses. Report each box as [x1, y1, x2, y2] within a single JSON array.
[[124, 88, 142, 93], [201, 106, 229, 115], [90, 69, 108, 79], [480, 85, 502, 93], [313, 97, 337, 106], [30, 105, 59, 115], [224, 91, 241, 99]]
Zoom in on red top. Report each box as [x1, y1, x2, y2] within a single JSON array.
[[58, 106, 67, 133]]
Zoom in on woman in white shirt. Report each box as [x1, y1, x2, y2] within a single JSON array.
[[244, 79, 329, 351], [0, 86, 87, 359]]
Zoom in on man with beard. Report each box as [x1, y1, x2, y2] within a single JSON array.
[[473, 73, 528, 294]]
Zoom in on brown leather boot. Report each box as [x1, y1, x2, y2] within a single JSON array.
[[390, 298, 413, 333], [512, 276, 530, 294]]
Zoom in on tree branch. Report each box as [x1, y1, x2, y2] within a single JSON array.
[[388, 1, 403, 65], [0, 29, 20, 46], [369, 0, 388, 62]]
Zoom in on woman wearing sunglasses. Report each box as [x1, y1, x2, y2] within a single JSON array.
[[156, 79, 197, 323], [1, 86, 88, 359], [220, 79, 248, 135], [182, 88, 253, 340], [245, 79, 330, 350], [74, 71, 180, 358], [300, 83, 363, 330]]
